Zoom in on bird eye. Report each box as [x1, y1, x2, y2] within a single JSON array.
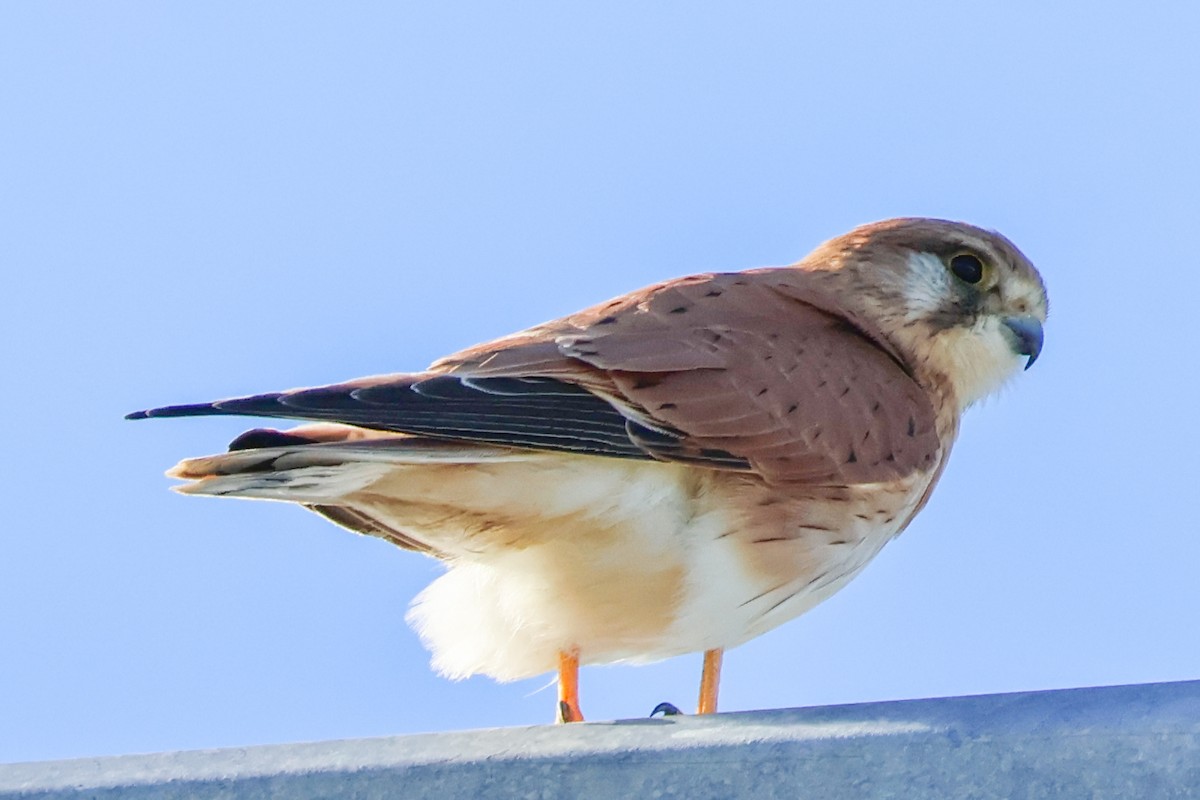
[[949, 253, 985, 285]]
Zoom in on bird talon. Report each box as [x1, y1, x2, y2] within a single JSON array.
[[557, 699, 583, 723], [650, 702, 683, 717]]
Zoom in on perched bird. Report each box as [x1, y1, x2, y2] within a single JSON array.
[[128, 218, 1047, 723]]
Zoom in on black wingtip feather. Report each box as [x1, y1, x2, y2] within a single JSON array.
[[125, 402, 223, 420], [125, 393, 287, 421], [227, 429, 321, 451]]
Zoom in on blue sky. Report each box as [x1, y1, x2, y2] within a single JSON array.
[[3, 2, 1198, 763]]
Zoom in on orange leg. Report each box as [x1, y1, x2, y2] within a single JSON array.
[[697, 648, 723, 715], [556, 649, 584, 723]]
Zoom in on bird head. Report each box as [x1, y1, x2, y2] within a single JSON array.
[[799, 218, 1048, 411]]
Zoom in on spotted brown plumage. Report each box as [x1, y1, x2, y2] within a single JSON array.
[[434, 269, 944, 485], [128, 217, 1048, 722]]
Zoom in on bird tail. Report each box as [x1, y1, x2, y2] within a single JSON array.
[[167, 424, 528, 502], [165, 424, 537, 554]]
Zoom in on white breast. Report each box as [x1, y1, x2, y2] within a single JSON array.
[[397, 456, 928, 682]]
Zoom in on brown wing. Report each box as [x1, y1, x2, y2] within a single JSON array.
[[434, 270, 941, 485], [129, 270, 939, 485]]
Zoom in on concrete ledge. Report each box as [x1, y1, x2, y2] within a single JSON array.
[[3, 679, 1199, 799]]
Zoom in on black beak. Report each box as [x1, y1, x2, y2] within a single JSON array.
[[1002, 316, 1044, 370]]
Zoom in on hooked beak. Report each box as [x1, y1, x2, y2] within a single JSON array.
[[1002, 315, 1044, 370]]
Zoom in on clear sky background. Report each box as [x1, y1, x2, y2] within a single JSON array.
[[3, 2, 1198, 764]]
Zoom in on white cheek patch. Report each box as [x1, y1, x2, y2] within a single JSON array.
[[902, 253, 956, 323]]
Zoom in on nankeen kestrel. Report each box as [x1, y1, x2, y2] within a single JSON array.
[[129, 218, 1047, 723]]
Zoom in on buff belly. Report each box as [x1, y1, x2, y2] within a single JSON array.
[[174, 445, 926, 683], [365, 458, 926, 682]]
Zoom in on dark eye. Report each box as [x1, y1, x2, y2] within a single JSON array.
[[949, 253, 984, 284]]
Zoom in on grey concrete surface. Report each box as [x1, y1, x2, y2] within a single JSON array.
[[2, 679, 1198, 799]]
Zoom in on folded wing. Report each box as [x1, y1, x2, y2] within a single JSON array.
[[129, 270, 940, 485]]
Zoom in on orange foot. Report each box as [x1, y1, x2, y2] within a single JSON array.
[[556, 649, 584, 723], [697, 648, 723, 714]]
